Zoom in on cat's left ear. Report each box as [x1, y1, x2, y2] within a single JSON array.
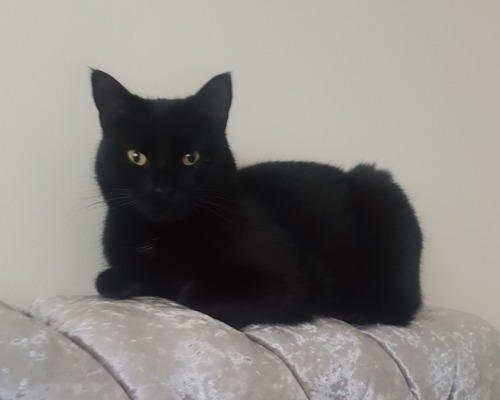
[[192, 73, 232, 131]]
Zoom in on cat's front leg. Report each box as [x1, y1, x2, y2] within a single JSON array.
[[98, 213, 161, 299], [176, 271, 309, 329], [95, 267, 151, 299]]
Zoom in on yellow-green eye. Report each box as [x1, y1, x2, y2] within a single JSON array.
[[181, 151, 201, 166], [127, 150, 148, 166]]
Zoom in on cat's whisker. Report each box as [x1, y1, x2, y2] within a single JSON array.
[[108, 200, 136, 211], [194, 204, 233, 224], [101, 192, 138, 212], [82, 200, 107, 210], [192, 199, 235, 223], [201, 191, 239, 204], [193, 197, 239, 223]]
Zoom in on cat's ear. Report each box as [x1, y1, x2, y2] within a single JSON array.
[[193, 73, 232, 131], [91, 69, 137, 129]]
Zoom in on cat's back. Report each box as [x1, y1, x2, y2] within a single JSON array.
[[237, 161, 348, 199], [237, 161, 352, 231], [235, 161, 419, 247]]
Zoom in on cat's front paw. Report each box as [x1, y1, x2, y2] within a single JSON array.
[[95, 268, 147, 299]]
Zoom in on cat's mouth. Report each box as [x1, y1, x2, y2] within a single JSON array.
[[134, 196, 189, 224]]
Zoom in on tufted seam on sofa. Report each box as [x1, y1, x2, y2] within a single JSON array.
[[244, 332, 311, 400], [446, 351, 459, 400], [33, 320, 135, 400], [356, 329, 419, 400]]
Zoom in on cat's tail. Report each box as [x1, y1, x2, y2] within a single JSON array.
[[346, 163, 423, 325]]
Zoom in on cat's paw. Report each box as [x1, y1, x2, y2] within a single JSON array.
[[95, 268, 147, 299]]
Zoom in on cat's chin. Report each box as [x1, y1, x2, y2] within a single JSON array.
[[140, 209, 182, 224], [137, 204, 187, 225]]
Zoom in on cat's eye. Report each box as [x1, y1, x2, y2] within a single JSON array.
[[127, 150, 148, 166], [181, 151, 201, 166]]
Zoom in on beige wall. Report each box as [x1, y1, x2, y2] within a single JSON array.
[[1, 1, 499, 329]]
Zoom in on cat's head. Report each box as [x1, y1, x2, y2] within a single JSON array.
[[91, 70, 237, 224]]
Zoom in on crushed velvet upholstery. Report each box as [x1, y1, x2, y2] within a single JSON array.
[[1, 296, 499, 399]]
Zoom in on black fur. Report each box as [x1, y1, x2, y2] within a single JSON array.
[[91, 70, 422, 329]]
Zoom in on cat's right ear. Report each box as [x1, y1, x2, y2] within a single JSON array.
[[91, 69, 136, 129], [192, 73, 232, 132]]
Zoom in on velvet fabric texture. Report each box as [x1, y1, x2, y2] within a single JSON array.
[[1, 296, 499, 399]]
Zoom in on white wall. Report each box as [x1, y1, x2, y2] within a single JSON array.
[[1, 1, 499, 329]]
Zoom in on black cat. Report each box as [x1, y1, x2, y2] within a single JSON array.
[[91, 70, 422, 329]]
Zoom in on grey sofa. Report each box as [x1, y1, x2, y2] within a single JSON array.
[[1, 296, 499, 399]]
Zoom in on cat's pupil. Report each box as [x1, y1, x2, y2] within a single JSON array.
[[127, 150, 148, 166], [182, 151, 201, 166]]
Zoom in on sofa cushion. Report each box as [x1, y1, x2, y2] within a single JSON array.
[[0, 301, 129, 400], [1, 296, 499, 399], [29, 296, 307, 400]]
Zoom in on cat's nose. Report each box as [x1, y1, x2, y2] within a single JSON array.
[[153, 186, 176, 200]]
